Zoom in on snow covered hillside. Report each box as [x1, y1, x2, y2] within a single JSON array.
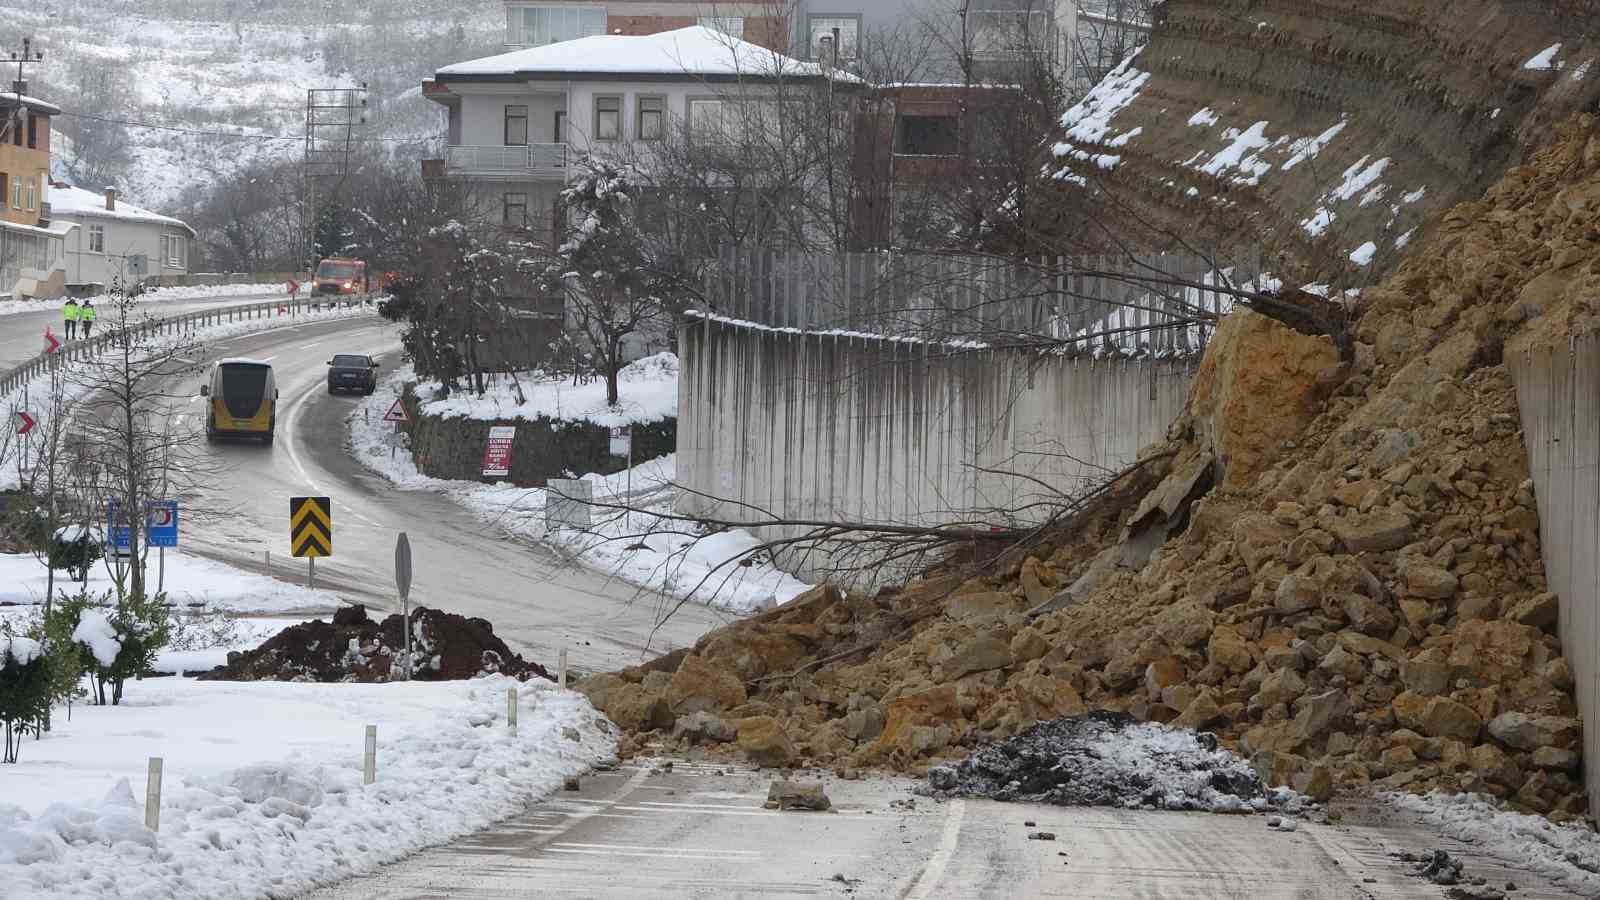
[[5, 0, 502, 210]]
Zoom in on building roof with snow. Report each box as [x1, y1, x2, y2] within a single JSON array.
[[45, 184, 196, 237], [0, 92, 61, 116], [435, 26, 850, 84]]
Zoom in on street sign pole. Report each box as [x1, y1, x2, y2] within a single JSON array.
[[309, 556, 315, 590], [158, 546, 164, 594], [395, 532, 413, 682]]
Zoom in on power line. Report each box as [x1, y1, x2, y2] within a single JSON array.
[[54, 109, 441, 144]]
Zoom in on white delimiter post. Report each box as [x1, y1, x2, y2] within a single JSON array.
[[508, 687, 519, 737], [144, 757, 164, 831], [363, 725, 377, 785], [558, 649, 568, 688]]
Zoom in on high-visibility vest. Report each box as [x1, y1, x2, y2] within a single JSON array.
[[80, 305, 96, 321], [64, 303, 79, 321]]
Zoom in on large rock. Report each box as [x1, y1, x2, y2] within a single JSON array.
[[1339, 593, 1397, 638], [1400, 658, 1451, 696], [765, 781, 831, 811], [1153, 602, 1214, 648], [1291, 690, 1348, 741], [575, 673, 631, 712], [736, 716, 797, 767], [1144, 656, 1187, 698], [1449, 620, 1538, 678], [699, 628, 809, 682], [869, 685, 963, 762], [1233, 514, 1296, 574], [1468, 743, 1524, 789], [1330, 512, 1414, 553], [940, 633, 1013, 680], [668, 654, 747, 714], [1207, 625, 1256, 673], [1186, 309, 1339, 491], [1507, 593, 1560, 632], [947, 592, 1022, 624], [1256, 668, 1307, 708], [1420, 697, 1483, 742], [606, 683, 674, 732], [1486, 712, 1581, 751], [844, 706, 885, 742], [1403, 562, 1459, 600], [674, 711, 736, 744], [1011, 674, 1087, 721]]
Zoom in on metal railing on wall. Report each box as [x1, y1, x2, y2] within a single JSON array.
[[0, 293, 381, 400]]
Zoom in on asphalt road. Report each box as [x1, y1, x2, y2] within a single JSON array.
[[161, 313, 726, 672], [0, 290, 282, 370], [312, 758, 1582, 899]]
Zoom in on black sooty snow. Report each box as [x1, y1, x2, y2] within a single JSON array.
[[925, 711, 1309, 814]]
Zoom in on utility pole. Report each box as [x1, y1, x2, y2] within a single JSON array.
[[2, 37, 44, 144], [302, 85, 368, 271]]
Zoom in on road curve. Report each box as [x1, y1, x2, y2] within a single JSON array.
[[166, 314, 726, 672], [0, 291, 284, 371]]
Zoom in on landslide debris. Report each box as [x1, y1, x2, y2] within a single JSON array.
[[199, 604, 552, 682], [925, 711, 1304, 814], [584, 115, 1600, 822]]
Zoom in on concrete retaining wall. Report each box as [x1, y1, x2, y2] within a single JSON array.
[[1510, 335, 1600, 814], [401, 387, 675, 488], [675, 316, 1197, 587]]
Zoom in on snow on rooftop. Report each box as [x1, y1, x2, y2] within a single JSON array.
[[437, 26, 838, 81], [47, 184, 195, 235], [0, 92, 62, 116]]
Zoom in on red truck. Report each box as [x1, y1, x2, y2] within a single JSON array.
[[313, 257, 369, 295]]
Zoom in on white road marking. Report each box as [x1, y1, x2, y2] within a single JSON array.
[[555, 842, 761, 855], [900, 798, 964, 900], [543, 848, 757, 861]]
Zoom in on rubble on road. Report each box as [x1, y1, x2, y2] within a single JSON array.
[[198, 604, 552, 682], [924, 712, 1303, 814], [579, 118, 1600, 823], [765, 780, 831, 811]]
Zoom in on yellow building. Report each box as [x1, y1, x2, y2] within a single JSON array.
[[0, 89, 73, 299]]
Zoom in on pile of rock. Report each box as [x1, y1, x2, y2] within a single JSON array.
[[581, 116, 1600, 821], [200, 605, 552, 683]]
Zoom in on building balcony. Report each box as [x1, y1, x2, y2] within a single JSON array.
[[444, 144, 569, 179]]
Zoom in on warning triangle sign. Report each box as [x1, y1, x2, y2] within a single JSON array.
[[383, 398, 409, 424]]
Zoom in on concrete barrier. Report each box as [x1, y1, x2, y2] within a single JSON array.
[[1510, 334, 1600, 815], [676, 316, 1197, 588]]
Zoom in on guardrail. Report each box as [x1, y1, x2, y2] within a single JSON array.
[[0, 292, 383, 400]]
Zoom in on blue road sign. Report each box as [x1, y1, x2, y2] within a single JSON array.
[[106, 500, 131, 554], [148, 501, 178, 548]]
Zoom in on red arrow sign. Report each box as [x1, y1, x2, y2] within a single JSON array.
[[286, 279, 300, 295], [42, 328, 59, 354], [16, 411, 35, 435]]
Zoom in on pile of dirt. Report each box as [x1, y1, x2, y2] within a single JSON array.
[[583, 115, 1600, 821], [925, 711, 1301, 814], [199, 604, 551, 683]]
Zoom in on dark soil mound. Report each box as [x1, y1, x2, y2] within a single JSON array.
[[198, 604, 552, 683], [927, 711, 1293, 814]]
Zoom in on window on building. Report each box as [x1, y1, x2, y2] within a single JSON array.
[[969, 9, 1051, 58], [808, 15, 860, 61], [9, 176, 20, 210], [26, 113, 37, 150], [897, 115, 959, 156], [503, 192, 529, 228], [689, 99, 727, 144], [554, 110, 567, 143], [504, 105, 529, 146], [0, 172, 7, 207], [88, 224, 105, 254], [22, 176, 34, 210], [507, 6, 606, 46], [698, 16, 744, 38], [637, 96, 665, 142], [594, 95, 621, 141], [162, 234, 186, 268]]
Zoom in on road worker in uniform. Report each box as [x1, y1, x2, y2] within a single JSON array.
[[63, 297, 79, 340], [79, 299, 96, 339]]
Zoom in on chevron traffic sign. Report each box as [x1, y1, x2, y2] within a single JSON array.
[[290, 496, 332, 558]]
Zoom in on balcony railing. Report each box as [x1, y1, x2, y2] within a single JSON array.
[[445, 144, 569, 177]]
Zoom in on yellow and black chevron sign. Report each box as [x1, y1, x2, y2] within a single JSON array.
[[290, 496, 332, 558]]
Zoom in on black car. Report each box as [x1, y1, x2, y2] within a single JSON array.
[[327, 354, 379, 395]]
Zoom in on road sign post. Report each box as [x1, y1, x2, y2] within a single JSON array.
[[290, 497, 332, 588], [147, 501, 179, 594], [395, 532, 412, 681]]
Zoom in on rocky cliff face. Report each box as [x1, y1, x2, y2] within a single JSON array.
[[1052, 1, 1600, 282]]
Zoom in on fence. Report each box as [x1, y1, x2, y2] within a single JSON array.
[[0, 293, 380, 399], [676, 314, 1197, 590], [696, 248, 1255, 354], [1509, 333, 1600, 817]]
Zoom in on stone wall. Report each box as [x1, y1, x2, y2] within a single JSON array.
[[403, 387, 675, 487]]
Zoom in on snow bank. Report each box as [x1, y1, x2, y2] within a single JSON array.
[[1386, 791, 1600, 895], [134, 284, 290, 303], [350, 369, 812, 615], [1525, 43, 1562, 71], [0, 676, 614, 898], [0, 551, 339, 615], [0, 633, 42, 666], [415, 352, 678, 428]]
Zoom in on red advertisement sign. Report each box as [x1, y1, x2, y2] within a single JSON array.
[[481, 426, 517, 478]]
